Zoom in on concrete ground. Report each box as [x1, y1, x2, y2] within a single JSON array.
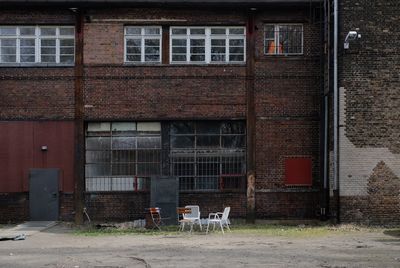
[[0, 223, 400, 268]]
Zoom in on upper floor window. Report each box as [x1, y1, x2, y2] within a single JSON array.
[[264, 24, 303, 55], [124, 26, 162, 63], [170, 27, 246, 64], [0, 26, 75, 64]]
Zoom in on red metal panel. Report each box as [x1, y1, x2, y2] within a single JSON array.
[[285, 157, 312, 186], [0, 122, 34, 193], [33, 122, 75, 192], [0, 121, 75, 193]]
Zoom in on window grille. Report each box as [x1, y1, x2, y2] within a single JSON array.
[[264, 24, 303, 55], [0, 26, 74, 64], [85, 122, 161, 192], [170, 121, 246, 192]]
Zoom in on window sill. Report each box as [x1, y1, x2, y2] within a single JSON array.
[[0, 63, 75, 68]]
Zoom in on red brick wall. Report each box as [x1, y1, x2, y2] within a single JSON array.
[[0, 6, 322, 221]]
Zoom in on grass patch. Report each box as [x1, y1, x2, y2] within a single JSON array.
[[74, 225, 182, 237], [72, 222, 386, 238]]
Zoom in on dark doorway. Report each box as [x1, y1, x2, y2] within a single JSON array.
[[151, 176, 179, 225], [29, 169, 59, 221]]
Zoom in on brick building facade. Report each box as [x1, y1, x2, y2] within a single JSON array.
[[1, 0, 396, 225]]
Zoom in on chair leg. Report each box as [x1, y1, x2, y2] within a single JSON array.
[[198, 219, 202, 231], [206, 221, 210, 234], [220, 221, 224, 234], [226, 223, 231, 232]]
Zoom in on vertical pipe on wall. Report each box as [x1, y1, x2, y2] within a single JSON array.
[[246, 9, 256, 224], [74, 9, 85, 224], [333, 0, 340, 223]]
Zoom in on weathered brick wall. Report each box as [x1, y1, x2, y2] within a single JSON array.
[[253, 8, 322, 218], [338, 0, 400, 224], [0, 6, 322, 221], [0, 193, 75, 223]]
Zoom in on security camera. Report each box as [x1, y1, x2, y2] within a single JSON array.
[[344, 31, 361, 49]]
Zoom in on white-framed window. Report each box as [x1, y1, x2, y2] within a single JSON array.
[[170, 27, 246, 64], [124, 26, 162, 63], [264, 24, 303, 55], [0, 26, 75, 64]]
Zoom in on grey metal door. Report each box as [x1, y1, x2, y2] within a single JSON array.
[[151, 176, 179, 225], [29, 169, 59, 221]]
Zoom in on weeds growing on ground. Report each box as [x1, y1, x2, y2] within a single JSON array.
[[73, 223, 381, 237]]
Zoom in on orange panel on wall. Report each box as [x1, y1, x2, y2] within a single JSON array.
[[285, 157, 312, 186]]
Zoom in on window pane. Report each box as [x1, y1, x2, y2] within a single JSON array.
[[127, 38, 141, 46], [197, 135, 220, 148], [172, 39, 186, 46], [1, 55, 16, 62], [20, 55, 35, 62], [86, 137, 111, 150], [211, 28, 226, 35], [112, 150, 136, 163], [221, 121, 245, 134], [171, 122, 195, 134], [41, 47, 56, 54], [127, 55, 141, 62], [20, 39, 35, 46], [112, 122, 136, 132], [112, 137, 137, 149], [60, 27, 74, 36], [127, 46, 141, 54], [112, 163, 136, 175], [172, 55, 186, 62], [145, 54, 159, 62], [171, 28, 187, 35], [172, 47, 186, 54], [1, 47, 16, 54], [40, 27, 56, 36], [20, 27, 35, 36], [190, 28, 205, 35], [264, 25, 275, 39], [229, 54, 244, 62], [144, 27, 160, 35], [126, 27, 141, 35], [229, 39, 244, 46], [41, 39, 56, 46], [60, 47, 74, 54], [88, 122, 110, 132], [229, 28, 245, 35], [60, 39, 74, 46], [137, 137, 161, 149], [171, 136, 195, 148], [1, 39, 16, 46], [86, 151, 111, 163], [85, 164, 111, 177], [60, 55, 74, 64], [145, 39, 159, 47], [197, 121, 220, 134], [0, 27, 16, 35], [222, 135, 245, 148]]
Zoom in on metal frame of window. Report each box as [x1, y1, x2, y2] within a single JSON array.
[[124, 26, 162, 63], [264, 24, 304, 55], [170, 26, 246, 64], [85, 122, 162, 192], [170, 121, 246, 192], [0, 26, 75, 64]]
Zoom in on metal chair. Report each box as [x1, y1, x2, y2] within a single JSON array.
[[176, 207, 193, 231], [148, 207, 165, 231], [206, 207, 231, 234]]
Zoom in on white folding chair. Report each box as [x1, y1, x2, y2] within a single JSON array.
[[206, 207, 231, 234], [182, 205, 202, 232]]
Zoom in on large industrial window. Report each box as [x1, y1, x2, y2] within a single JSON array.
[[124, 26, 162, 63], [264, 24, 303, 55], [0, 26, 75, 64], [170, 121, 246, 192], [170, 27, 246, 63], [85, 122, 161, 192]]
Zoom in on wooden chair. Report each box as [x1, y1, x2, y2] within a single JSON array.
[[148, 207, 164, 231]]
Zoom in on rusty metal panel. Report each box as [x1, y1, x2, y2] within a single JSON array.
[[0, 121, 74, 193], [0, 122, 34, 193], [33, 122, 75, 192]]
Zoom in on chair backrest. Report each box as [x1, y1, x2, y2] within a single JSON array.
[[221, 207, 230, 221], [184, 205, 200, 219], [177, 207, 192, 220]]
